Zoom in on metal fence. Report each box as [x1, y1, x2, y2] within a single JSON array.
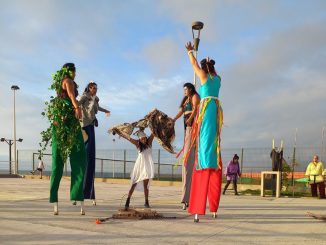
[[1, 146, 325, 180], [28, 150, 183, 181]]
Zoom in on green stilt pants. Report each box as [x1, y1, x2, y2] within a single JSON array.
[[50, 127, 86, 203]]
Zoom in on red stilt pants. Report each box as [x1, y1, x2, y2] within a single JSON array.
[[188, 168, 222, 215]]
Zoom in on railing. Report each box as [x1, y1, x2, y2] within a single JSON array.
[[2, 146, 323, 184], [0, 160, 14, 174], [30, 150, 182, 181]]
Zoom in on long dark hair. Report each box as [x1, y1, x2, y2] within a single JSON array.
[[137, 138, 151, 153], [84, 81, 98, 93], [179, 83, 199, 108]]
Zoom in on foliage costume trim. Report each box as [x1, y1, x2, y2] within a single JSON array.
[[40, 67, 86, 203]]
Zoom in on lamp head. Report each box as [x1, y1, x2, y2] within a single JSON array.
[[18, 138, 23, 142], [191, 21, 204, 51], [11, 85, 20, 90], [0, 138, 5, 142], [192, 21, 204, 31]]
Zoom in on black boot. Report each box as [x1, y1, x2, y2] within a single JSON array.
[[125, 197, 130, 210], [144, 199, 150, 208], [182, 202, 186, 210], [234, 182, 239, 195], [223, 181, 230, 195]]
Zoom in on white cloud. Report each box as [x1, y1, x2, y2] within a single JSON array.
[[100, 75, 183, 110], [141, 37, 183, 76], [221, 16, 326, 148]]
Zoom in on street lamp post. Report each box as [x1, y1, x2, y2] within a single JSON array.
[[292, 128, 298, 197], [1, 137, 23, 174], [191, 21, 204, 87], [11, 85, 20, 174]]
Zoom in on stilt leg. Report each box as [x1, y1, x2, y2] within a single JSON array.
[[182, 203, 187, 210], [80, 201, 85, 215], [54, 202, 58, 215], [194, 214, 199, 222]]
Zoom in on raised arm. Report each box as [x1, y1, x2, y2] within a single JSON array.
[[148, 133, 155, 145], [185, 42, 207, 84], [113, 128, 138, 146], [62, 78, 82, 119]]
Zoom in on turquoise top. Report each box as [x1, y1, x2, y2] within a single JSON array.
[[183, 101, 192, 112], [197, 74, 221, 170], [200, 75, 221, 99]]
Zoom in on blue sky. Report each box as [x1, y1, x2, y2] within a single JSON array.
[[0, 0, 325, 157]]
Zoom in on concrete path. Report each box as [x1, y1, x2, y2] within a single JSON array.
[[0, 177, 325, 244]]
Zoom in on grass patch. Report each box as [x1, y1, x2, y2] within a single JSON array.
[[240, 189, 260, 195], [240, 189, 311, 197], [238, 177, 260, 185], [281, 190, 311, 197]]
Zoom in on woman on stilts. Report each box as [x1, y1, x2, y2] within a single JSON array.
[[75, 81, 110, 206], [185, 42, 223, 222], [48, 63, 87, 215], [113, 129, 155, 210], [173, 83, 200, 210]]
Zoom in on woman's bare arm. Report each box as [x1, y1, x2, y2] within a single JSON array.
[[185, 42, 207, 84], [148, 133, 155, 145], [62, 78, 82, 119], [173, 107, 183, 122], [186, 94, 200, 125], [113, 129, 138, 146]]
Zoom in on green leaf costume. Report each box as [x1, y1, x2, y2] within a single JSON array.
[[40, 67, 86, 203]]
